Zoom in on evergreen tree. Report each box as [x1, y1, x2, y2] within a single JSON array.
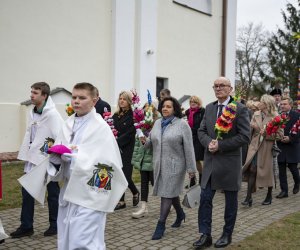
[[268, 0, 300, 100]]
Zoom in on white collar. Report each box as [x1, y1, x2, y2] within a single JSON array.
[[218, 96, 231, 106], [74, 108, 95, 123]]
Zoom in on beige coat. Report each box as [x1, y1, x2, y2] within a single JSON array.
[[243, 111, 283, 188]]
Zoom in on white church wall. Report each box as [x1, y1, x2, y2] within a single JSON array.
[[156, 0, 224, 106]]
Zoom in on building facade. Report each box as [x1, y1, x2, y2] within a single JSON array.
[[0, 0, 237, 152]]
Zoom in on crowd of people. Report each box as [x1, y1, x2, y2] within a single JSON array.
[[1, 78, 299, 249]]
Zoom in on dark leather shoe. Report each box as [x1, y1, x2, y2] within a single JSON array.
[[276, 191, 288, 199], [293, 184, 299, 194], [214, 233, 232, 248], [44, 226, 57, 236], [151, 221, 166, 240], [10, 227, 34, 238], [0, 239, 4, 244], [193, 234, 212, 249], [171, 209, 185, 228], [133, 192, 140, 207], [261, 199, 272, 205], [115, 202, 126, 210], [241, 197, 253, 207]]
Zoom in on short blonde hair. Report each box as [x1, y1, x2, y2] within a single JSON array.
[[260, 94, 277, 116], [115, 91, 132, 114], [189, 95, 202, 107], [281, 97, 293, 106]]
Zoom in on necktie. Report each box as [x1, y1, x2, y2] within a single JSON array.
[[217, 105, 224, 118]]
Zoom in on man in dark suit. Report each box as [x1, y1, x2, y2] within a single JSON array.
[[276, 97, 300, 198], [193, 77, 250, 249], [94, 97, 111, 117]]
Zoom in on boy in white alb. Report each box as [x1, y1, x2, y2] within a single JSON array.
[[48, 83, 127, 250], [11, 82, 62, 238]]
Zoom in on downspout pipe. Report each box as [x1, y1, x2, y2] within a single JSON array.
[[221, 0, 227, 76]]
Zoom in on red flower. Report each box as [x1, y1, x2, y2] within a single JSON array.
[[274, 116, 281, 123], [281, 114, 287, 120], [265, 115, 289, 136], [290, 119, 300, 135]]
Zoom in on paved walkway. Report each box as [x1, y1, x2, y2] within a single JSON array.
[[1, 173, 300, 250]]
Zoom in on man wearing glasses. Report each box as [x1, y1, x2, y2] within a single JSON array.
[[193, 77, 250, 249]]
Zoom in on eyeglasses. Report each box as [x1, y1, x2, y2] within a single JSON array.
[[212, 84, 230, 89]]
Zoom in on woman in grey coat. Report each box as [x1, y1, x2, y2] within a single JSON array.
[[142, 97, 197, 240]]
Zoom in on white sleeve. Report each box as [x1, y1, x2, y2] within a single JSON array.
[[47, 162, 64, 182]]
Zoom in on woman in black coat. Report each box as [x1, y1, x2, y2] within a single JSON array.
[[113, 91, 139, 210], [185, 95, 205, 187]]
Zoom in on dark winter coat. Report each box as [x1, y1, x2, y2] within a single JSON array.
[[198, 99, 251, 191], [112, 110, 136, 167], [95, 98, 111, 117], [277, 110, 300, 163], [185, 107, 205, 161]]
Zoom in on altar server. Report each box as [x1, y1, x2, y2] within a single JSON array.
[[11, 82, 62, 238], [48, 82, 127, 250]]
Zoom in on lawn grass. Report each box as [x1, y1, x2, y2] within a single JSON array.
[[0, 162, 24, 211], [0, 162, 141, 211], [132, 168, 141, 183], [228, 211, 300, 250]]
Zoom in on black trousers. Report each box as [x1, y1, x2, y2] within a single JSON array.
[[278, 162, 300, 193], [120, 164, 139, 202], [140, 170, 154, 202], [198, 179, 238, 236], [20, 181, 59, 230]]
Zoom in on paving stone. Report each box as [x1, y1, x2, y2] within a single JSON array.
[[159, 246, 174, 250], [1, 172, 300, 249], [131, 245, 146, 250]]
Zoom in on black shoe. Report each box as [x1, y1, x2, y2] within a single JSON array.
[[276, 191, 288, 199], [293, 184, 299, 194], [262, 197, 272, 205], [0, 239, 4, 244], [241, 197, 253, 207], [193, 234, 212, 249], [133, 192, 140, 207], [44, 226, 57, 236], [10, 227, 34, 238], [214, 233, 232, 248], [171, 209, 185, 228], [151, 221, 166, 240], [115, 202, 126, 210]]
